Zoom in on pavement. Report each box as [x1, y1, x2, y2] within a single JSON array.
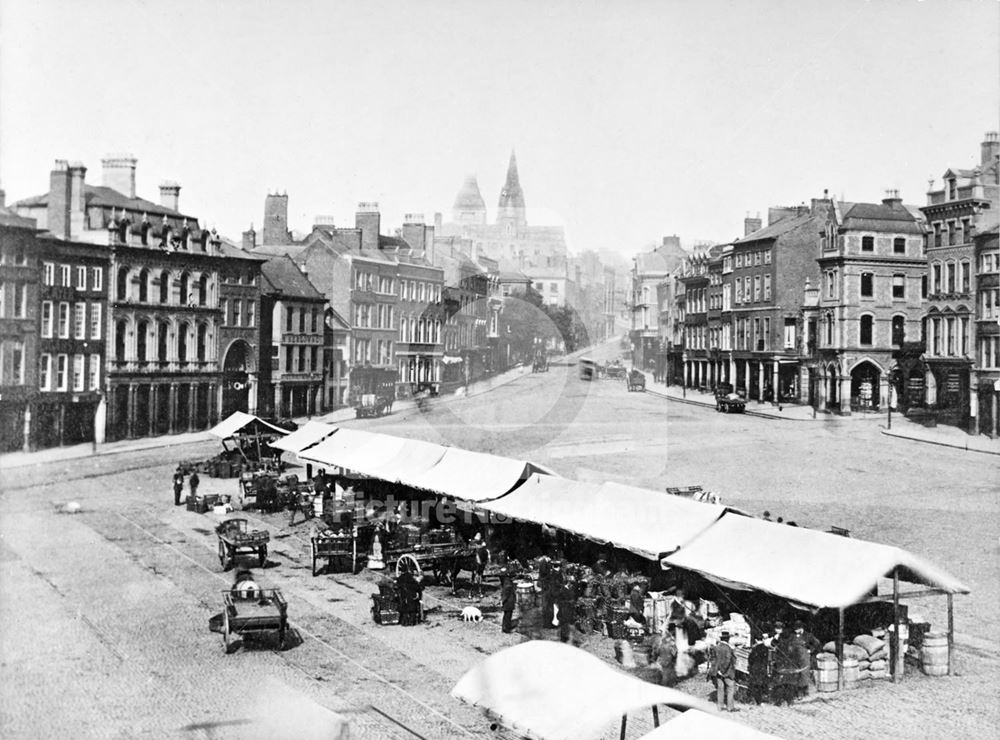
[[641, 374, 1000, 456]]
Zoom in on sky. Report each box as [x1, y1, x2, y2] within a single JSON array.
[[1, 0, 998, 259]]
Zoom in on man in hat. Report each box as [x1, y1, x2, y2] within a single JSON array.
[[793, 621, 819, 697], [472, 532, 489, 598], [500, 569, 516, 633], [628, 583, 647, 626], [773, 624, 808, 705], [173, 469, 186, 506], [709, 632, 737, 712], [748, 630, 772, 704], [556, 579, 577, 643]]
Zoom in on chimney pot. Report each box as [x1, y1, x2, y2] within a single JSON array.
[[159, 181, 181, 212], [101, 154, 138, 198]]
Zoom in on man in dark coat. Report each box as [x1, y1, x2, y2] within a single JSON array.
[[500, 571, 516, 633], [557, 580, 577, 643], [189, 471, 200, 497], [396, 570, 422, 626], [772, 626, 809, 705], [173, 470, 185, 506], [709, 632, 737, 712], [747, 633, 772, 704]]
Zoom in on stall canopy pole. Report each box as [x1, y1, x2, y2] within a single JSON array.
[[837, 607, 845, 690], [892, 568, 901, 683], [652, 705, 660, 727], [947, 594, 954, 676], [620, 714, 627, 740]]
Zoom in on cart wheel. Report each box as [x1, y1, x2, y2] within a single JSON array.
[[223, 610, 231, 653], [396, 554, 421, 579], [258, 545, 268, 567], [219, 541, 229, 570]]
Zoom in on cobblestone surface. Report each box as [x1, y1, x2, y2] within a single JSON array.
[[1, 353, 997, 739]]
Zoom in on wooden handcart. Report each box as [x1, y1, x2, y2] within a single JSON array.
[[311, 529, 359, 576], [216, 518, 270, 570], [222, 588, 287, 652], [391, 543, 475, 585], [627, 370, 646, 392]]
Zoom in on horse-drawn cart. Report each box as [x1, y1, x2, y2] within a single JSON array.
[[627, 370, 646, 392], [311, 529, 360, 576], [222, 588, 287, 652], [216, 518, 269, 570], [391, 543, 475, 584]]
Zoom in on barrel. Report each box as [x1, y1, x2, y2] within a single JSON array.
[[515, 581, 536, 609], [814, 664, 840, 693], [921, 633, 949, 676], [842, 658, 860, 689]]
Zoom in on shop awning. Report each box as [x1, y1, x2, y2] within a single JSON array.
[[451, 641, 713, 740], [209, 412, 290, 440], [479, 475, 726, 560], [332, 434, 410, 477], [662, 513, 971, 609], [268, 420, 337, 453], [402, 447, 547, 502], [637, 709, 785, 739], [297, 429, 391, 469], [365, 438, 449, 483]]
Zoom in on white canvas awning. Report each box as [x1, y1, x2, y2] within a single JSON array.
[[479, 475, 726, 560], [452, 641, 713, 740], [268, 420, 337, 453], [297, 429, 390, 469], [637, 708, 785, 739], [209, 412, 290, 439], [662, 513, 970, 609], [333, 434, 410, 477], [365, 438, 449, 483], [402, 447, 545, 502]]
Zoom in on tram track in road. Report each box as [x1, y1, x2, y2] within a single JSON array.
[[109, 509, 490, 740]]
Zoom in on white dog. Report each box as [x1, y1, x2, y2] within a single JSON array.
[[461, 606, 483, 622]]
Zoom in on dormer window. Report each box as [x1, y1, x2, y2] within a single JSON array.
[[948, 179, 957, 200]]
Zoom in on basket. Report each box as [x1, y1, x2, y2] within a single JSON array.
[[608, 622, 627, 640]]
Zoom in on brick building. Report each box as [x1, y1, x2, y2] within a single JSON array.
[[974, 225, 999, 435]]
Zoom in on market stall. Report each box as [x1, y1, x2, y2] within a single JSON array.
[[451, 641, 714, 740], [205, 412, 292, 477], [662, 513, 971, 686]]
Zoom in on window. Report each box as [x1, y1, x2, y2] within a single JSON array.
[[946, 262, 955, 293], [159, 271, 170, 303], [285, 346, 294, 372], [42, 301, 53, 338], [198, 275, 208, 305], [753, 275, 761, 301], [960, 261, 970, 293], [115, 321, 127, 361], [157, 321, 169, 362], [982, 337, 1000, 368], [233, 299, 242, 327], [859, 315, 873, 345], [298, 346, 306, 372], [298, 307, 305, 333], [39, 353, 51, 390], [893, 238, 906, 255], [891, 316, 905, 346], [932, 263, 941, 293], [861, 236, 874, 252], [311, 308, 318, 333], [784, 318, 796, 349], [754, 251, 761, 265], [89, 354, 100, 390], [892, 274, 905, 299], [197, 324, 207, 361], [860, 273, 873, 298], [763, 250, 771, 264], [983, 288, 1000, 319], [921, 275, 928, 299], [75, 266, 87, 290], [44, 263, 55, 285], [550, 282, 558, 293], [826, 270, 836, 299], [176, 322, 187, 362], [58, 302, 70, 338], [74, 302, 86, 338], [735, 254, 743, 268], [60, 264, 70, 286], [931, 317, 941, 355], [946, 317, 956, 355], [72, 355, 84, 391], [247, 300, 255, 327], [286, 306, 294, 332], [933, 224, 942, 247], [91, 266, 102, 292], [117, 267, 130, 301], [56, 354, 68, 391], [179, 273, 190, 304], [11, 282, 25, 318], [763, 274, 771, 300], [825, 314, 833, 345], [960, 316, 969, 356]]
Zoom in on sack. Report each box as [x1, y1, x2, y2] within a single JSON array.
[[869, 659, 887, 672], [853, 634, 886, 656]]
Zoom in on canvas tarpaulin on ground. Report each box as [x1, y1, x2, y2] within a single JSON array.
[[636, 707, 785, 739], [478, 474, 726, 560], [451, 641, 713, 740], [662, 512, 970, 609]]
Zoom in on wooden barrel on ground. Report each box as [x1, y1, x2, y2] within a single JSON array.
[[921, 633, 949, 676], [842, 658, 860, 689], [814, 654, 841, 692]]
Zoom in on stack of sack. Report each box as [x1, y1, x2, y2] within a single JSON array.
[[852, 634, 889, 680]]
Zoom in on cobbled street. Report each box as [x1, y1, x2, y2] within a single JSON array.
[[2, 358, 998, 739]]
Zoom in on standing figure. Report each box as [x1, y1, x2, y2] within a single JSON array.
[[537, 556, 554, 627], [500, 570, 516, 634], [792, 621, 815, 697], [709, 631, 737, 712], [657, 632, 679, 685], [557, 580, 577, 643], [628, 583, 647, 626], [772, 626, 803, 706], [397, 570, 422, 626], [173, 469, 185, 506], [747, 633, 772, 704], [472, 533, 489, 598], [189, 471, 200, 498]]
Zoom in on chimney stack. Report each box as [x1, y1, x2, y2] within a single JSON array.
[[883, 189, 902, 208], [101, 154, 137, 198], [159, 181, 181, 212], [68, 161, 87, 236], [242, 224, 256, 251], [263, 192, 291, 245], [744, 212, 762, 236], [982, 131, 1000, 166], [48, 160, 72, 239], [355, 202, 380, 251]]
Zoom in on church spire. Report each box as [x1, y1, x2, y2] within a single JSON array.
[[497, 149, 526, 227]]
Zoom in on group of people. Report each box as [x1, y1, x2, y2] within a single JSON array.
[[173, 468, 200, 506]]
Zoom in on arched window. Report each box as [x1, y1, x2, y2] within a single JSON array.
[[117, 267, 130, 301], [177, 322, 189, 362], [197, 324, 207, 361], [157, 321, 169, 362], [136, 320, 149, 363], [159, 271, 170, 303], [115, 320, 127, 360], [198, 275, 208, 306], [859, 315, 874, 346], [138, 269, 149, 302], [179, 273, 190, 306], [891, 315, 905, 346], [825, 313, 834, 346], [945, 261, 956, 293]]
